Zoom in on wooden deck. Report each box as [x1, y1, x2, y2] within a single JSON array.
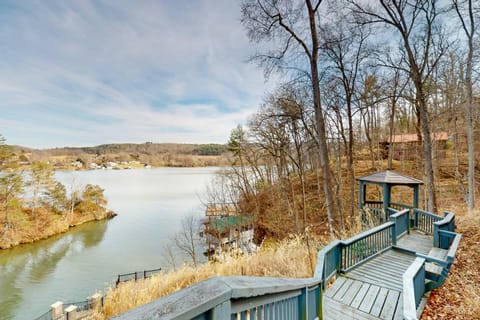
[[323, 231, 434, 320], [396, 231, 433, 254]]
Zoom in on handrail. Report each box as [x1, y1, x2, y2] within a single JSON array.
[[340, 222, 394, 271], [314, 240, 340, 289], [446, 233, 462, 262], [414, 208, 443, 234], [434, 212, 455, 248], [390, 209, 410, 241], [390, 202, 414, 212], [403, 257, 426, 320], [112, 276, 322, 320]]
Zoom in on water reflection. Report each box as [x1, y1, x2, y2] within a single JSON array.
[[0, 221, 107, 320], [0, 167, 217, 320]]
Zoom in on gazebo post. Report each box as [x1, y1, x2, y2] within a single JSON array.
[[383, 184, 392, 220], [357, 170, 424, 225], [359, 181, 366, 212], [413, 185, 419, 209]]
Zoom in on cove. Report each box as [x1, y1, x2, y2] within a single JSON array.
[[0, 167, 218, 320]]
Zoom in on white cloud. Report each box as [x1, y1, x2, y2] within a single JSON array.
[[0, 0, 275, 148]]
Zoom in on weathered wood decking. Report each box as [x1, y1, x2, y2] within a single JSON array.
[[323, 231, 436, 320]]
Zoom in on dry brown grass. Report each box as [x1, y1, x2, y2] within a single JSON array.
[[93, 235, 324, 319]]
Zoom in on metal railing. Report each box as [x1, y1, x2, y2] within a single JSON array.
[[116, 268, 162, 286], [34, 267, 161, 320], [33, 310, 54, 320]]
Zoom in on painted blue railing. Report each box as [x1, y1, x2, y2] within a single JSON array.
[[389, 209, 410, 241], [112, 276, 322, 320], [403, 257, 426, 320], [414, 208, 443, 234], [112, 206, 460, 320], [390, 202, 414, 212], [433, 212, 455, 248], [340, 222, 394, 271]]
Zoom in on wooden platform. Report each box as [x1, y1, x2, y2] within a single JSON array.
[[396, 231, 433, 254], [323, 232, 434, 320], [324, 277, 403, 320]]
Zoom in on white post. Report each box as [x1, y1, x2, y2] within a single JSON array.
[[65, 305, 78, 320], [50, 301, 63, 320], [90, 293, 103, 310]]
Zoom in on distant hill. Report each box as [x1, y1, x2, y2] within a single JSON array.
[[12, 143, 232, 169]]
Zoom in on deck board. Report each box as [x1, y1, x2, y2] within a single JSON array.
[[323, 277, 403, 320], [396, 231, 433, 254], [379, 290, 400, 320], [323, 231, 436, 319]]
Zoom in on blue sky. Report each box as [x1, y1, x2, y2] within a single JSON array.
[[0, 0, 273, 149]]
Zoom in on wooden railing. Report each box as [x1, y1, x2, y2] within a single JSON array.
[[112, 276, 322, 320], [364, 200, 383, 209], [434, 212, 455, 248], [413, 208, 443, 234], [403, 257, 426, 320], [390, 202, 414, 212], [314, 240, 340, 288], [389, 209, 410, 241], [340, 222, 394, 271]]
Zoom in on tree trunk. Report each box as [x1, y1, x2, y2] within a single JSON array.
[[307, 0, 339, 237]]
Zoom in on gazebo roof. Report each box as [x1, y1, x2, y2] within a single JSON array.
[[357, 170, 423, 185]]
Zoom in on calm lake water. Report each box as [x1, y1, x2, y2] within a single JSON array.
[[0, 167, 219, 320]]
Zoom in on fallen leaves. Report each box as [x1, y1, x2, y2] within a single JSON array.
[[421, 211, 480, 320]]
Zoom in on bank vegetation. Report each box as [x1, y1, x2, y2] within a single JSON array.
[[0, 137, 115, 249]]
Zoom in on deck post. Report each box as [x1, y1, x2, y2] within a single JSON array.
[[212, 301, 231, 319], [65, 305, 78, 320], [50, 301, 63, 320], [391, 222, 397, 245], [358, 181, 365, 212], [298, 287, 307, 320], [383, 184, 389, 221]]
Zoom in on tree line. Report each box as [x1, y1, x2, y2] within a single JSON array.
[[213, 0, 478, 239], [0, 135, 112, 248]]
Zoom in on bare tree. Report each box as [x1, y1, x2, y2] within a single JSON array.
[[319, 12, 371, 223], [453, 0, 478, 210], [175, 215, 201, 268], [241, 0, 339, 236], [349, 0, 450, 213]]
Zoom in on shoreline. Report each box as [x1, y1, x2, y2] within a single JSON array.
[[0, 210, 117, 250]]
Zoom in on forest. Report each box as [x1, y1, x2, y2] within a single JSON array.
[[10, 142, 231, 168], [200, 0, 480, 240]]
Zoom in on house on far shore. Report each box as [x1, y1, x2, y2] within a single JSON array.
[[201, 203, 256, 257], [380, 131, 448, 161]]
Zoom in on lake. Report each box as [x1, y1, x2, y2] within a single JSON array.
[[0, 167, 219, 320]]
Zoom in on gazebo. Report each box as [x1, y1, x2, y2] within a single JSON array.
[[357, 170, 423, 223]]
